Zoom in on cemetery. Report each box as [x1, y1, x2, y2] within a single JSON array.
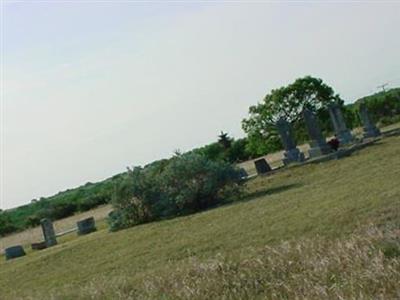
[[3, 1, 400, 297], [252, 103, 382, 175], [1, 74, 398, 299], [0, 90, 398, 298], [1, 103, 390, 262], [0, 127, 399, 299], [3, 217, 97, 260]]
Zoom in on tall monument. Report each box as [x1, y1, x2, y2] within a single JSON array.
[[328, 103, 353, 144], [303, 108, 331, 158], [276, 118, 304, 164], [359, 104, 381, 138]]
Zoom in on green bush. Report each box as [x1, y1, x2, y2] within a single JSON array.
[[77, 194, 109, 212], [356, 88, 400, 125], [0, 212, 19, 236], [25, 214, 42, 228], [47, 202, 78, 220], [377, 115, 400, 127], [109, 153, 243, 231]]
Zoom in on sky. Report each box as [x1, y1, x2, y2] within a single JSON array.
[[1, 1, 400, 209]]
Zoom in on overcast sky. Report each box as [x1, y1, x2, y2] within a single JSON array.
[[1, 1, 399, 209]]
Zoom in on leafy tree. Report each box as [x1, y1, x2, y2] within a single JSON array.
[[194, 142, 226, 162], [242, 76, 340, 155], [244, 132, 282, 158], [192, 134, 252, 163], [218, 131, 233, 149], [226, 138, 251, 162]]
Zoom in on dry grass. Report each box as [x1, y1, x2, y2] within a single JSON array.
[[0, 205, 112, 254], [21, 227, 400, 300], [146, 228, 399, 300]]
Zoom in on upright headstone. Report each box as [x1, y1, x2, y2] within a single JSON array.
[[77, 217, 96, 235], [254, 158, 272, 175], [359, 104, 381, 138], [5, 245, 26, 260], [303, 108, 331, 158], [40, 218, 57, 247], [328, 103, 354, 144], [276, 118, 305, 165]]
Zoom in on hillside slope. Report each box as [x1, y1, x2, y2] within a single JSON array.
[[3, 90, 399, 236], [0, 135, 399, 299]]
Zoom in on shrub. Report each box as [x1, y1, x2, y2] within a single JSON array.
[[377, 115, 400, 127], [25, 214, 42, 228], [109, 153, 243, 231], [77, 194, 109, 212], [48, 202, 78, 219], [193, 142, 226, 162], [0, 212, 19, 236]]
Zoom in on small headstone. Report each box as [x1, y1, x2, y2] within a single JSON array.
[[359, 104, 380, 138], [276, 118, 305, 165], [40, 218, 57, 247], [31, 241, 47, 251], [303, 108, 331, 158], [77, 217, 96, 235], [254, 158, 272, 175], [5, 245, 26, 260], [328, 103, 354, 144]]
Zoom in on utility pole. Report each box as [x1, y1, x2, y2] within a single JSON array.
[[377, 83, 388, 93]]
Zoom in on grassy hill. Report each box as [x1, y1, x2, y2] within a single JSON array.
[[0, 134, 399, 299], [2, 88, 399, 237]]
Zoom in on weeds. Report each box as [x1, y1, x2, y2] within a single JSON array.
[[32, 227, 400, 300]]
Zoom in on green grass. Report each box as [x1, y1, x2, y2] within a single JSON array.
[[0, 135, 399, 299]]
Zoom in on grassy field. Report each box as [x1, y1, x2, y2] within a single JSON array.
[[0, 134, 399, 299]]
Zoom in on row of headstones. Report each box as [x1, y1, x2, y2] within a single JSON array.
[[254, 103, 380, 174], [4, 217, 97, 260]]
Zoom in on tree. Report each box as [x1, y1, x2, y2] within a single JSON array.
[[226, 138, 251, 162], [242, 76, 340, 156], [218, 131, 233, 149]]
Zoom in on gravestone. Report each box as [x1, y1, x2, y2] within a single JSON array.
[[276, 118, 305, 165], [254, 158, 272, 175], [5, 245, 26, 260], [359, 104, 380, 138], [31, 241, 47, 250], [77, 217, 96, 235], [40, 218, 57, 247], [328, 103, 353, 144], [303, 108, 331, 158]]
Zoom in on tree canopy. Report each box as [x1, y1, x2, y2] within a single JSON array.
[[242, 76, 341, 155]]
